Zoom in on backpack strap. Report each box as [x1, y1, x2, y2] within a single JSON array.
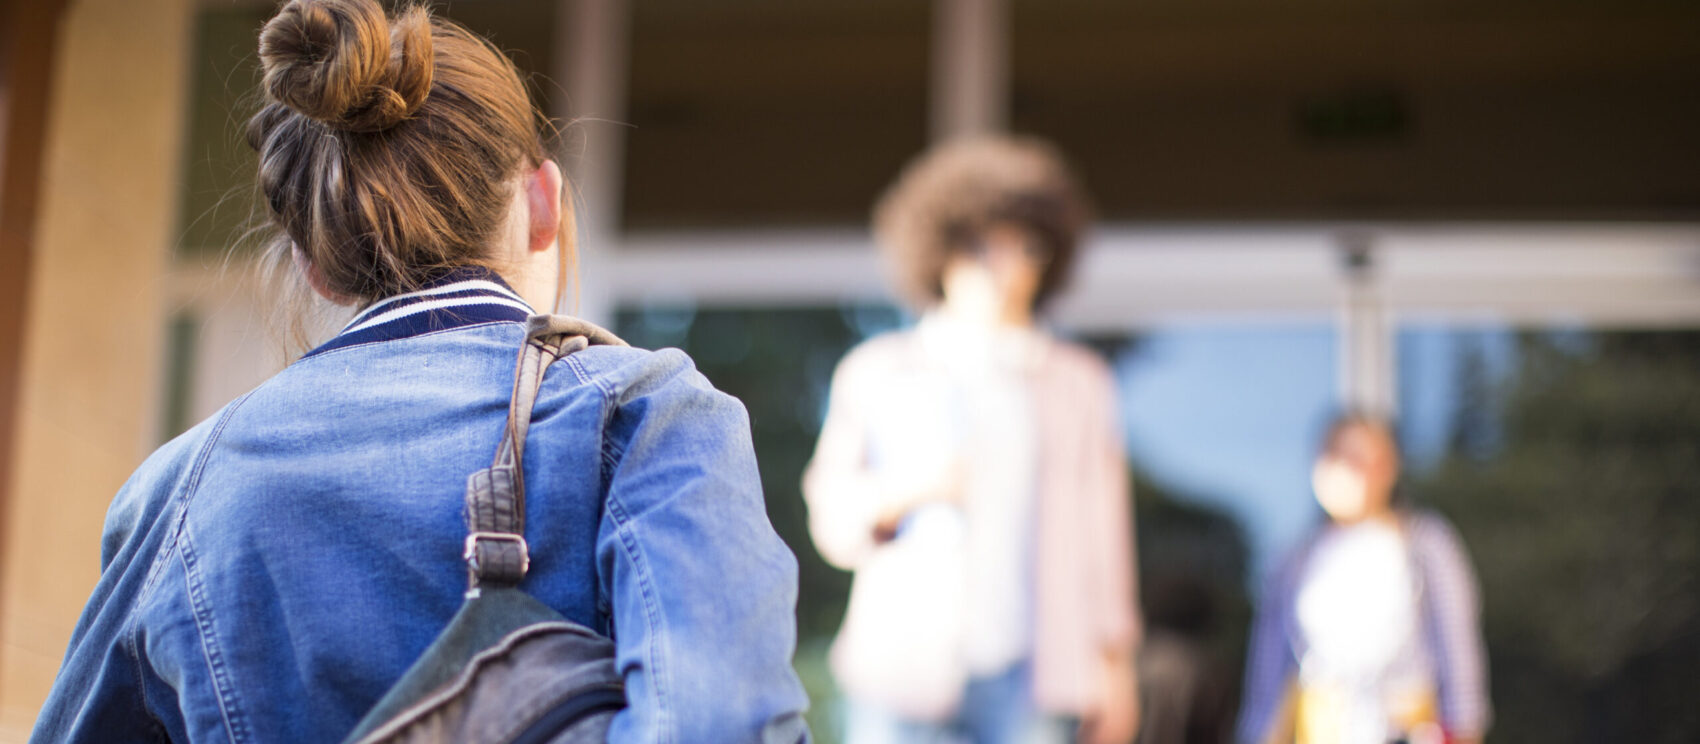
[[464, 315, 626, 592]]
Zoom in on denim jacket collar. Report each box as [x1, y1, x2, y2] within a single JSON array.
[[304, 266, 534, 359]]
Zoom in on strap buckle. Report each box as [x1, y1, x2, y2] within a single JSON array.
[[464, 531, 530, 577]]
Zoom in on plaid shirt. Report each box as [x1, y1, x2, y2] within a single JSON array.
[[1236, 510, 1492, 742]]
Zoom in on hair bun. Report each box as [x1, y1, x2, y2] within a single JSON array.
[[259, 0, 433, 133]]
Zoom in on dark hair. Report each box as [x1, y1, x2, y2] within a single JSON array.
[[1319, 409, 1402, 457], [247, 0, 569, 339], [1319, 409, 1411, 508], [872, 135, 1091, 311]]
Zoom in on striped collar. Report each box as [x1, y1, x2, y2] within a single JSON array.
[[304, 267, 535, 358]]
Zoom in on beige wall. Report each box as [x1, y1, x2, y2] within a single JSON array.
[[0, 0, 192, 737]]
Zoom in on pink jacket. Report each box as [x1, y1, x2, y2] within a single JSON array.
[[803, 326, 1141, 716]]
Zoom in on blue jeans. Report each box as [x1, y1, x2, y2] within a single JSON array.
[[845, 661, 1075, 744]]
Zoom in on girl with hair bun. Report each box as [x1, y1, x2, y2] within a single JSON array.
[[32, 1, 810, 741]]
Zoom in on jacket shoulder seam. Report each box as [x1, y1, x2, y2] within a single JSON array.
[[134, 390, 257, 602], [601, 491, 675, 744], [122, 612, 168, 738], [124, 392, 255, 742], [101, 393, 253, 740], [177, 528, 253, 743]]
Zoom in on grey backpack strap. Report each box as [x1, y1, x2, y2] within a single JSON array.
[[464, 315, 626, 591]]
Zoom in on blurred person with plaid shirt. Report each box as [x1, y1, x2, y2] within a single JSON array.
[[1237, 414, 1490, 744]]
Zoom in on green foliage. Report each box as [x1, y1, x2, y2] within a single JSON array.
[[1133, 470, 1253, 664], [1132, 468, 1253, 744], [1411, 331, 1700, 743]]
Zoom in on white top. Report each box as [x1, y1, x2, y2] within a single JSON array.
[[865, 312, 1042, 676], [807, 316, 1141, 718], [1294, 520, 1437, 743]]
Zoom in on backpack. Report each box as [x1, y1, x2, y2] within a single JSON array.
[[341, 315, 629, 744]]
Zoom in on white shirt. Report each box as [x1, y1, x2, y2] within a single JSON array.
[[903, 312, 1043, 675], [1295, 520, 1437, 743]]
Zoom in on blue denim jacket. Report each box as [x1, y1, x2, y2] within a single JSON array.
[[32, 271, 811, 743]]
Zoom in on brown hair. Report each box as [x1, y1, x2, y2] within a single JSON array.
[[1318, 409, 1409, 507], [872, 135, 1091, 311], [1320, 410, 1401, 457], [247, 0, 569, 341]]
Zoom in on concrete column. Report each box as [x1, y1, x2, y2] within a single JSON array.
[[0, 0, 193, 736], [556, 0, 631, 326], [931, 0, 1009, 141], [0, 1, 68, 683]]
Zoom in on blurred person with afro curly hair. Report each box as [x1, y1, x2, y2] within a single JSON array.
[[805, 136, 1142, 744]]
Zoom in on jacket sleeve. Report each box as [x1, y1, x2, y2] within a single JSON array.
[[1083, 356, 1142, 654], [1237, 555, 1301, 744], [31, 409, 230, 743], [800, 343, 890, 571], [594, 349, 811, 744], [1413, 513, 1492, 739]]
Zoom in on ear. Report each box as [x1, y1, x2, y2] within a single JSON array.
[[526, 160, 564, 254], [293, 245, 355, 306]]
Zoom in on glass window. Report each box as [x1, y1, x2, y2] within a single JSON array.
[[1112, 325, 1339, 580], [1397, 326, 1700, 743], [176, 5, 270, 258], [1103, 324, 1340, 739]]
